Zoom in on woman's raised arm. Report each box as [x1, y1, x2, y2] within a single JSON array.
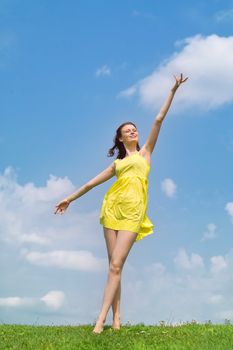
[[143, 73, 188, 155], [54, 162, 116, 214]]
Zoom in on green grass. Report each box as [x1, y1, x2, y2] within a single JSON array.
[[0, 321, 233, 350]]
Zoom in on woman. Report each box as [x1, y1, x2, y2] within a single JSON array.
[[54, 73, 188, 334]]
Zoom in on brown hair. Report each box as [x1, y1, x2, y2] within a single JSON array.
[[107, 121, 141, 160]]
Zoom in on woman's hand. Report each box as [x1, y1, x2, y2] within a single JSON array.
[[54, 199, 70, 214], [172, 73, 188, 91]]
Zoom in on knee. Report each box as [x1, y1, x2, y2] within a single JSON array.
[[109, 260, 122, 275]]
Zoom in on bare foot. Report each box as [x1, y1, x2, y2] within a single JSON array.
[[92, 318, 105, 334], [92, 324, 104, 334], [112, 316, 121, 330]]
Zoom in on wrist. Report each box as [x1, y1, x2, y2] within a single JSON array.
[[171, 85, 178, 93]]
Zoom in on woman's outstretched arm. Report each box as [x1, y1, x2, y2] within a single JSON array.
[[143, 73, 188, 155], [54, 161, 116, 214]]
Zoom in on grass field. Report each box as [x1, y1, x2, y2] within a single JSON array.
[[0, 321, 233, 350]]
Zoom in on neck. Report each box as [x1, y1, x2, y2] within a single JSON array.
[[124, 147, 138, 156]]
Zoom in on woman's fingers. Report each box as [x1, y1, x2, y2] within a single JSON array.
[[54, 206, 61, 214], [54, 205, 59, 214], [173, 73, 188, 85], [179, 73, 188, 83], [54, 202, 68, 214]]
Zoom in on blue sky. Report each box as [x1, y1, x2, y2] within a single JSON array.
[[1, 0, 233, 326]]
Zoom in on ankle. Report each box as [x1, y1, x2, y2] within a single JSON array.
[[113, 314, 120, 320], [97, 316, 106, 324]]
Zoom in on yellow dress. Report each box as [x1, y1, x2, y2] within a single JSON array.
[[99, 151, 154, 242]]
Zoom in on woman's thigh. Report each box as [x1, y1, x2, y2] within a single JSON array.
[[110, 230, 138, 268], [103, 227, 118, 263]]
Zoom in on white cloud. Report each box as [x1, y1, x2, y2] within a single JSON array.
[[122, 247, 233, 325], [0, 166, 103, 249], [144, 262, 166, 276], [0, 297, 32, 307], [0, 290, 65, 310], [225, 202, 233, 221], [15, 173, 75, 204], [40, 291, 65, 310], [174, 248, 204, 270], [2, 244, 233, 324], [0, 167, 74, 246], [161, 178, 177, 198], [23, 250, 106, 272], [2, 167, 233, 325], [119, 85, 137, 97], [210, 255, 227, 273], [201, 223, 217, 241], [119, 34, 233, 112], [0, 166, 74, 205], [95, 65, 111, 77]]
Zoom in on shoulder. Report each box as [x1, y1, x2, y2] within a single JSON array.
[[139, 145, 152, 165], [110, 160, 118, 174]]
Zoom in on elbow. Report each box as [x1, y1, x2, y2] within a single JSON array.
[[85, 182, 94, 191], [155, 117, 163, 125]]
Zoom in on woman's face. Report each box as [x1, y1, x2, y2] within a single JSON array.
[[119, 124, 138, 144]]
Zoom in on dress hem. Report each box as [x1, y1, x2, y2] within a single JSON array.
[[100, 218, 154, 243]]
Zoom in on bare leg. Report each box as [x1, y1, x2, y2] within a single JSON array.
[[92, 229, 137, 334], [112, 282, 121, 329], [103, 228, 121, 329]]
